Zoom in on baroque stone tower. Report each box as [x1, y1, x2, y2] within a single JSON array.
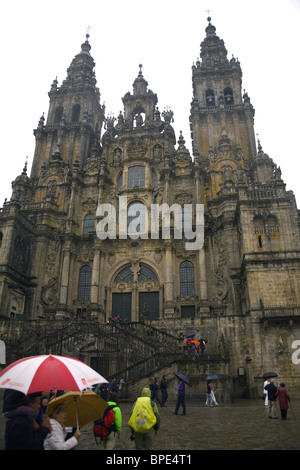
[[0, 19, 299, 397]]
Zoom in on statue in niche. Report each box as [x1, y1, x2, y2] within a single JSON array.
[[135, 112, 144, 127], [113, 148, 122, 164]]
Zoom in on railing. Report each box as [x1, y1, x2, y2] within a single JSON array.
[[255, 305, 300, 320]]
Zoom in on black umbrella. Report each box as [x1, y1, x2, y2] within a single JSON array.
[[205, 374, 221, 380], [174, 372, 192, 387], [263, 372, 278, 379]]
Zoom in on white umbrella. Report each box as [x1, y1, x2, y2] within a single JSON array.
[[0, 355, 107, 395]]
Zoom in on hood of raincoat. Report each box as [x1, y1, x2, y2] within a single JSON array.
[[141, 387, 151, 398]]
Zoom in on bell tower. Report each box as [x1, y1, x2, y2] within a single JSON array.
[[190, 17, 256, 162], [31, 34, 105, 179]]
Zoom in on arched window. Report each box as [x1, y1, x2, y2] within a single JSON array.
[[0, 231, 3, 248], [54, 106, 64, 124], [128, 165, 145, 188], [253, 216, 265, 234], [115, 265, 133, 283], [138, 264, 158, 282], [83, 214, 95, 234], [266, 215, 279, 233], [180, 261, 195, 297], [71, 104, 81, 123], [127, 201, 147, 233], [224, 87, 234, 105], [78, 265, 92, 300], [206, 89, 215, 106]]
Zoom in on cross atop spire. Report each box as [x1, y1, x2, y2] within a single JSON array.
[[85, 25, 92, 38]]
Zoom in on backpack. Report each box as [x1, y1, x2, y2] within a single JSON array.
[[128, 397, 157, 434], [93, 405, 116, 443]]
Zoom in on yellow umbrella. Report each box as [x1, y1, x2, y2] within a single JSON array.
[[47, 390, 107, 429]]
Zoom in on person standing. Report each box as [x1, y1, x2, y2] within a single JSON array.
[[264, 378, 278, 419], [263, 379, 269, 407], [5, 392, 51, 450], [43, 403, 80, 450], [174, 378, 186, 415], [275, 383, 290, 419], [151, 377, 162, 407], [160, 375, 168, 406]]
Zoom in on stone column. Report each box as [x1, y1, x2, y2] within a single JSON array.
[[198, 247, 208, 301], [91, 247, 101, 304], [59, 247, 71, 304]]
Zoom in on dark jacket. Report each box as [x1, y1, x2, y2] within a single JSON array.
[[264, 383, 278, 401], [5, 406, 50, 450]]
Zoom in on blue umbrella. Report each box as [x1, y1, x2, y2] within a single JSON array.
[[205, 374, 221, 380], [186, 334, 195, 338]]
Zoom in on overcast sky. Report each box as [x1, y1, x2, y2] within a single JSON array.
[[1, 0, 299, 207]]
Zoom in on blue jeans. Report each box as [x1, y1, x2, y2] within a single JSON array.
[[161, 388, 168, 405], [206, 393, 213, 406]]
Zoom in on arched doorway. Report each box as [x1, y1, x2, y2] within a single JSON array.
[[111, 263, 160, 322]]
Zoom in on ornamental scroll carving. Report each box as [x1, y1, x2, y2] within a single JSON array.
[[213, 230, 228, 302], [41, 277, 58, 306]]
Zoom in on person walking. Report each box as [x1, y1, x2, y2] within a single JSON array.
[[128, 387, 160, 450], [264, 378, 278, 419], [206, 380, 213, 407], [160, 375, 168, 406], [101, 391, 122, 450], [174, 377, 186, 415], [210, 381, 219, 406], [275, 383, 290, 419]]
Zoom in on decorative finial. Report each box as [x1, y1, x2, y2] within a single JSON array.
[[138, 63, 143, 76], [22, 157, 28, 175], [256, 134, 263, 153], [205, 9, 212, 21], [85, 25, 92, 39]]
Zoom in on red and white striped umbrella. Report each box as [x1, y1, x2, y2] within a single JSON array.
[[0, 355, 108, 395]]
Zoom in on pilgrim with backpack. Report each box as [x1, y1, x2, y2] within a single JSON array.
[[93, 392, 122, 449]]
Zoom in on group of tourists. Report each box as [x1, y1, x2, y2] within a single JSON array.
[[185, 337, 207, 360], [150, 376, 168, 407], [1, 373, 294, 450], [2, 384, 162, 451], [263, 378, 291, 419]]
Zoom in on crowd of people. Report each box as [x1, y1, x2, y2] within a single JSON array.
[[1, 373, 294, 450]]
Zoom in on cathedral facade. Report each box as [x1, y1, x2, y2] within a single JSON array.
[[0, 18, 299, 397]]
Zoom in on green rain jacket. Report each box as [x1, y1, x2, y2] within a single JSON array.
[[107, 400, 122, 435]]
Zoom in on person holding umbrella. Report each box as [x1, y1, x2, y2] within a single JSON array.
[[264, 378, 278, 419], [44, 403, 81, 450]]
